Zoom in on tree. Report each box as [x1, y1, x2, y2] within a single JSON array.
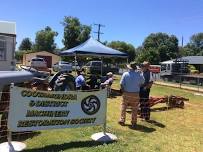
[[78, 25, 91, 43], [15, 51, 24, 62], [15, 50, 35, 62], [107, 41, 136, 62], [62, 16, 91, 49], [136, 33, 179, 64], [33, 26, 58, 52], [183, 33, 203, 56], [136, 47, 160, 64], [19, 38, 32, 51], [179, 47, 193, 56]]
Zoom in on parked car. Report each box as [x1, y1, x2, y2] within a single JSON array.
[[82, 61, 119, 75], [52, 61, 72, 72], [30, 57, 47, 68], [72, 61, 80, 70]]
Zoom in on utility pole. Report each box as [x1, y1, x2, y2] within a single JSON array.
[[94, 23, 105, 42], [181, 36, 184, 47], [177, 36, 184, 59]]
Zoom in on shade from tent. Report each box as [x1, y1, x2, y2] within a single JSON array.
[[60, 37, 128, 58]]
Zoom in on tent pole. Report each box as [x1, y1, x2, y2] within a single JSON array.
[[101, 57, 103, 77], [75, 53, 77, 74]]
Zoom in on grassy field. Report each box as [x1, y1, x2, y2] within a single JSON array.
[[14, 76, 203, 152]]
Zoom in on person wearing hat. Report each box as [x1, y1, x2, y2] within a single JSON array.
[[101, 72, 114, 87], [139, 61, 154, 121], [54, 73, 69, 91], [119, 62, 145, 128], [100, 72, 114, 97]]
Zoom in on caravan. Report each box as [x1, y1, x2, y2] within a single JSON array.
[[0, 21, 16, 71]]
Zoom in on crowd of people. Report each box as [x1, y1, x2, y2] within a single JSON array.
[[75, 69, 114, 91], [119, 61, 153, 128], [53, 68, 114, 92], [52, 61, 153, 129]]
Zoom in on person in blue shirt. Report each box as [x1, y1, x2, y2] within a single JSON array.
[[75, 69, 89, 90], [119, 62, 145, 128]]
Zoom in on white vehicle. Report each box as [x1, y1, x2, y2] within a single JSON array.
[[30, 57, 47, 68], [160, 59, 189, 81], [72, 61, 80, 70], [52, 61, 72, 72]]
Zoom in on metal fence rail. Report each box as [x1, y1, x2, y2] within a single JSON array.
[[156, 74, 203, 93]]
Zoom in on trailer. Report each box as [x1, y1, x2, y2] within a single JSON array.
[[160, 58, 189, 81], [0, 21, 16, 71]]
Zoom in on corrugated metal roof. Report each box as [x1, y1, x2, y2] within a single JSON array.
[[25, 51, 59, 56], [161, 56, 203, 64], [181, 56, 203, 64]]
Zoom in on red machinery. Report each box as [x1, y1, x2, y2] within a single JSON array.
[[149, 95, 189, 108], [112, 89, 189, 108]]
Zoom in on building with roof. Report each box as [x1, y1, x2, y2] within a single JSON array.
[[23, 51, 60, 68], [161, 56, 203, 73], [0, 21, 16, 71]]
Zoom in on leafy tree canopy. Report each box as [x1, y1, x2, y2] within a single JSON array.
[[33, 26, 58, 52], [62, 16, 91, 49], [183, 33, 203, 56], [136, 33, 179, 64], [19, 38, 32, 51], [107, 41, 136, 62]]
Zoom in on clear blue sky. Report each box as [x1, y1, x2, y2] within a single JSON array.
[[1, 0, 203, 49]]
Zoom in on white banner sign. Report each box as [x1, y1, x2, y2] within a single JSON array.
[[8, 86, 107, 132]]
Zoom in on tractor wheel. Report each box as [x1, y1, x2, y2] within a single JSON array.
[[177, 101, 184, 108]]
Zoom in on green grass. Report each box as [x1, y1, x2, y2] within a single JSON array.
[[17, 76, 203, 152]]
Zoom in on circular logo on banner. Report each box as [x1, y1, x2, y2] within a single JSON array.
[[81, 95, 100, 115]]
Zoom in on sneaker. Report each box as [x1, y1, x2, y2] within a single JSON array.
[[118, 121, 125, 126]]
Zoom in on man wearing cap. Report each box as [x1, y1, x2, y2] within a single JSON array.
[[119, 62, 145, 128], [101, 72, 114, 87], [140, 61, 154, 121], [54, 74, 67, 91], [101, 72, 114, 97]]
